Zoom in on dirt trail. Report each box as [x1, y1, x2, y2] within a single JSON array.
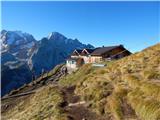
[[60, 86, 105, 120], [2, 91, 36, 100], [2, 65, 105, 120]]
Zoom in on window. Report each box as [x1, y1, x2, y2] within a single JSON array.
[[71, 60, 75, 64]]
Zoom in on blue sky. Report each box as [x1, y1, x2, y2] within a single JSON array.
[[1, 1, 160, 52]]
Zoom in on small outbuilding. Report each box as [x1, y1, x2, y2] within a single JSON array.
[[66, 57, 84, 71]]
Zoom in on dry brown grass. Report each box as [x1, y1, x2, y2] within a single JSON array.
[[123, 75, 142, 89], [3, 85, 67, 120], [127, 90, 160, 120], [107, 93, 124, 120], [140, 81, 160, 101], [142, 69, 160, 80], [3, 43, 160, 119], [73, 44, 160, 119]]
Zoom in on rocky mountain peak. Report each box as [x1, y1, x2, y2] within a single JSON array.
[[0, 30, 37, 63], [1, 30, 35, 44], [1, 29, 94, 96], [47, 32, 67, 40]]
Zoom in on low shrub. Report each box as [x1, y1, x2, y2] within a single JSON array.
[[123, 75, 141, 89]]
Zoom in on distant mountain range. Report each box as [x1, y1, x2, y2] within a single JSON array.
[[1, 30, 94, 96]]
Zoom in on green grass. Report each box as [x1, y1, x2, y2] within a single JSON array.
[[59, 63, 97, 86]]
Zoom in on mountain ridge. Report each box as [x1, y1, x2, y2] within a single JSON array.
[[1, 30, 94, 96]]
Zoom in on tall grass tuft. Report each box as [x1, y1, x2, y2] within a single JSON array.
[[140, 82, 160, 101], [123, 75, 141, 89], [107, 93, 124, 120], [127, 90, 160, 120]]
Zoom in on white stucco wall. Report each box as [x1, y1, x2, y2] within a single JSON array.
[[70, 55, 102, 64], [90, 56, 102, 63], [66, 60, 78, 73], [81, 56, 89, 63], [66, 60, 77, 69]]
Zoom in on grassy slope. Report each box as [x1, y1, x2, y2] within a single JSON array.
[[3, 43, 160, 120], [2, 85, 67, 120], [59, 43, 160, 120]]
